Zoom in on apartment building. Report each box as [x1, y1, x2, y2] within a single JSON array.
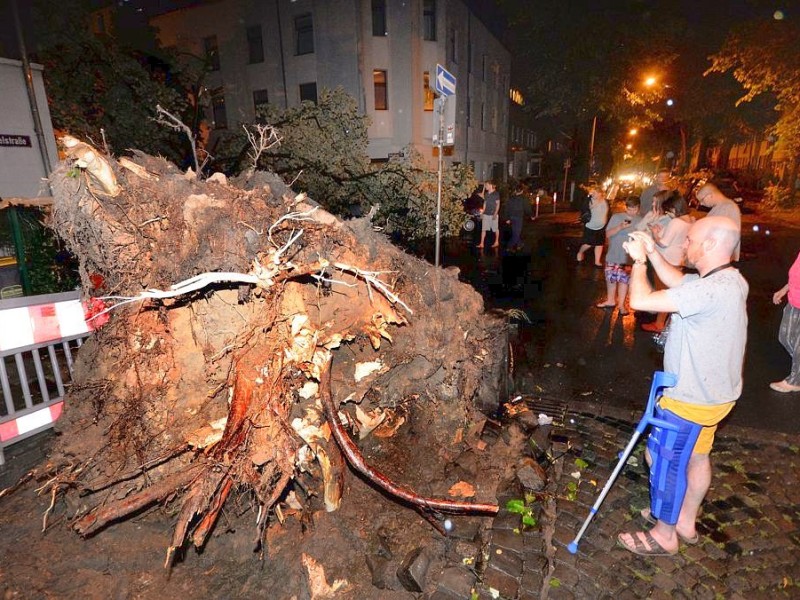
[[150, 0, 510, 181]]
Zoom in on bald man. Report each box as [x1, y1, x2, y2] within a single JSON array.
[[696, 183, 741, 261], [616, 217, 748, 557]]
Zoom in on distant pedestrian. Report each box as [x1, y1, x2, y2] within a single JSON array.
[[477, 180, 500, 249], [576, 187, 609, 267], [595, 196, 641, 315], [770, 250, 800, 393], [696, 183, 741, 261], [617, 217, 747, 556], [639, 169, 672, 217], [504, 181, 532, 251]]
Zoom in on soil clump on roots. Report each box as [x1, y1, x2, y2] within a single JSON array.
[[0, 140, 513, 598]]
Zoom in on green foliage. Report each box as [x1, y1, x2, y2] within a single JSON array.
[[708, 18, 800, 157], [763, 184, 796, 208], [18, 209, 78, 294], [224, 87, 474, 240], [33, 0, 188, 161], [504, 497, 538, 529]]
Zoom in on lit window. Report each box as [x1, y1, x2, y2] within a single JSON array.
[[295, 14, 314, 55], [373, 70, 388, 110], [372, 0, 387, 36], [246, 25, 264, 64], [423, 71, 434, 111]]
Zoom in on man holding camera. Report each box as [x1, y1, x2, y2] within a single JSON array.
[[617, 217, 747, 556]]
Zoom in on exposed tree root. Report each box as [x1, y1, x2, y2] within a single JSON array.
[[320, 363, 499, 524], [74, 464, 204, 537]]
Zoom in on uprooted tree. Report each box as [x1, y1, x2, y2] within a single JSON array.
[[37, 135, 508, 565]]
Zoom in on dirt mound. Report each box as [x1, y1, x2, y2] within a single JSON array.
[[22, 139, 510, 586]]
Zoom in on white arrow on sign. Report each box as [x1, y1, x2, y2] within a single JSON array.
[[435, 64, 456, 97]]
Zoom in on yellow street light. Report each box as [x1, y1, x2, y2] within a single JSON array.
[[644, 76, 657, 87], [629, 128, 638, 136], [625, 143, 633, 150]]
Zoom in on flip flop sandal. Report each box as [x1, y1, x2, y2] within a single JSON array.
[[595, 303, 616, 309], [640, 509, 700, 545], [616, 531, 678, 556]]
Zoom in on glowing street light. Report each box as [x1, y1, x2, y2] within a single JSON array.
[[629, 128, 638, 136], [666, 98, 674, 107], [625, 143, 633, 150], [644, 76, 657, 87]]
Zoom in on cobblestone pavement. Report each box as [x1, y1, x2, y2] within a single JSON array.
[[451, 400, 800, 600]]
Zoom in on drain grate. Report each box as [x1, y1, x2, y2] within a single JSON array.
[[518, 395, 568, 427]]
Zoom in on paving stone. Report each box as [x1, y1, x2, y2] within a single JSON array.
[[482, 565, 519, 600], [650, 571, 677, 593], [487, 545, 523, 578], [520, 567, 543, 594], [489, 529, 525, 554], [448, 519, 481, 542], [437, 566, 476, 598], [396, 547, 430, 593], [546, 584, 575, 600], [427, 591, 461, 600], [492, 509, 522, 532]]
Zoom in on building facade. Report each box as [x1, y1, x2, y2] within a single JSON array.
[[150, 0, 510, 180]]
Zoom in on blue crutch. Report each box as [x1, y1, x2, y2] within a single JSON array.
[[567, 371, 678, 554]]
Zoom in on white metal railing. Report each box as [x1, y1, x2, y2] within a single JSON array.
[[0, 291, 93, 466]]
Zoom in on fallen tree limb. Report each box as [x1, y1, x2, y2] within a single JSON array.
[[320, 363, 499, 522]]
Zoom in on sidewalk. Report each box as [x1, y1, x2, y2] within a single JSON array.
[[462, 398, 800, 599]]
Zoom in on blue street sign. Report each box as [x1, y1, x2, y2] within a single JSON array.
[[435, 64, 456, 97]]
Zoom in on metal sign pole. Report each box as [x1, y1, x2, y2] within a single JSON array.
[[435, 97, 445, 268]]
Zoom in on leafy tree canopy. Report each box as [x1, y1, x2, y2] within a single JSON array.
[[31, 0, 188, 161], [707, 17, 800, 156], [220, 88, 474, 240]]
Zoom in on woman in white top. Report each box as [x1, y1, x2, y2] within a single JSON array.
[[576, 188, 609, 267]]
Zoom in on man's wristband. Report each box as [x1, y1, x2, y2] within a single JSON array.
[[633, 259, 647, 265]]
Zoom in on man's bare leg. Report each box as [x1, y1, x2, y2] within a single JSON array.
[[619, 452, 710, 554]]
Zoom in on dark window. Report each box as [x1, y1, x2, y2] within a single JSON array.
[[299, 82, 317, 104], [447, 28, 457, 63], [423, 0, 436, 41], [246, 25, 264, 63], [211, 89, 227, 128], [423, 71, 434, 111], [204, 35, 220, 71], [253, 89, 269, 109], [295, 14, 314, 55], [372, 0, 387, 36], [373, 70, 388, 110]]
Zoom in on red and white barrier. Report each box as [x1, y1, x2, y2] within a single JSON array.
[[0, 401, 63, 443], [1, 292, 106, 465], [0, 297, 101, 352]]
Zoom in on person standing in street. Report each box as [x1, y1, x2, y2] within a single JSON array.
[[477, 180, 500, 249], [770, 249, 800, 392], [696, 183, 741, 261], [617, 217, 747, 556], [504, 181, 532, 252], [639, 169, 672, 218], [576, 187, 609, 267], [595, 195, 641, 315]]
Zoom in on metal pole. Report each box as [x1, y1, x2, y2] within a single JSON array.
[[12, 0, 53, 177], [589, 115, 597, 176], [435, 97, 444, 268], [8, 207, 31, 295]]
